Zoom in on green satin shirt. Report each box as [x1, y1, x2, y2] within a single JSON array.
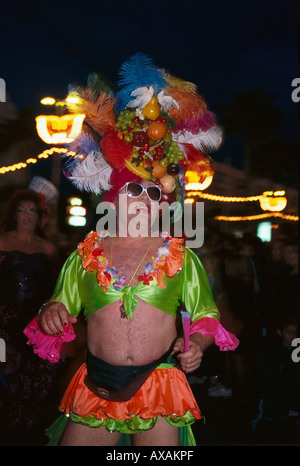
[[50, 246, 220, 322]]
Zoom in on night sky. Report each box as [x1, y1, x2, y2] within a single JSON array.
[[1, 0, 299, 167]]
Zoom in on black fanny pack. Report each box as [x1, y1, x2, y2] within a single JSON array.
[[85, 349, 175, 402]]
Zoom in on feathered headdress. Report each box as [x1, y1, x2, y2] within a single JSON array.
[[63, 53, 223, 202]]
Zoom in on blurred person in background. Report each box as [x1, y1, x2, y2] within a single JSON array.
[[0, 186, 64, 445], [189, 248, 247, 400], [280, 240, 299, 323], [205, 251, 255, 401], [259, 239, 292, 338], [238, 236, 267, 302], [251, 313, 300, 443]]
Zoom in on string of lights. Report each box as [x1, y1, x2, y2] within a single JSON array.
[[0, 148, 297, 223], [185, 189, 296, 218], [0, 147, 79, 174], [187, 191, 267, 203], [215, 212, 299, 222]]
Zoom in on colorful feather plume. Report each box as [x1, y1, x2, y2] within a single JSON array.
[[115, 53, 166, 112], [176, 126, 224, 153], [86, 72, 115, 96], [173, 110, 217, 134], [167, 87, 207, 122], [66, 88, 116, 137], [65, 130, 99, 158], [68, 150, 113, 194], [100, 130, 133, 171], [163, 74, 198, 94]]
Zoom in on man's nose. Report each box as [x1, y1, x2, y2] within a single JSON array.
[[138, 190, 149, 203]]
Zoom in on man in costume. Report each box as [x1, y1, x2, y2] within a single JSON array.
[[24, 54, 238, 446]]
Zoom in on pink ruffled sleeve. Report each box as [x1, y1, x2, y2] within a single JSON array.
[[190, 317, 239, 351], [24, 317, 76, 363]]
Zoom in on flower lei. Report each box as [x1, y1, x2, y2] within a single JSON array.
[[77, 231, 184, 291]]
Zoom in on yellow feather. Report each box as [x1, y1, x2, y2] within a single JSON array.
[[164, 75, 198, 94], [66, 88, 116, 136]]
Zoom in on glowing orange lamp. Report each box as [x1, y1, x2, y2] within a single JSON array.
[[185, 170, 213, 191], [259, 191, 287, 212], [36, 114, 85, 144]]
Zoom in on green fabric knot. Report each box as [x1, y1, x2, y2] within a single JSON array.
[[119, 286, 138, 319]]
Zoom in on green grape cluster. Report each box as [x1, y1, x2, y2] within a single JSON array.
[[165, 141, 184, 164], [115, 109, 136, 130]]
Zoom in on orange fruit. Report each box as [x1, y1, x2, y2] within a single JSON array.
[[152, 160, 167, 179], [147, 121, 167, 141]]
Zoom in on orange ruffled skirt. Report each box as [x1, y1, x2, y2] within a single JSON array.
[[58, 363, 201, 433]]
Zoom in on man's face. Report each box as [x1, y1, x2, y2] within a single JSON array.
[[116, 180, 161, 237]]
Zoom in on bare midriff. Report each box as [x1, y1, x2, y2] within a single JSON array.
[[87, 298, 177, 366]]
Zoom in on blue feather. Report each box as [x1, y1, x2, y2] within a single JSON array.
[[63, 132, 100, 171], [115, 53, 166, 112]]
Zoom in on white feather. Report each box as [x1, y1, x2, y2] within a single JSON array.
[[127, 86, 154, 109], [174, 126, 224, 152], [69, 151, 113, 194], [157, 90, 179, 111]]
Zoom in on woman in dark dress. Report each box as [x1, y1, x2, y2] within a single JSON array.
[[0, 188, 63, 445]]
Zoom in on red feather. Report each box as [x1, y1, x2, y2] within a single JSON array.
[[100, 131, 132, 171]]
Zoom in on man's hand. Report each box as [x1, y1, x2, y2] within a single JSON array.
[[172, 333, 214, 373], [38, 302, 77, 336]]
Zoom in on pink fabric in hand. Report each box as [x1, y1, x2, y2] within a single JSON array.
[[24, 317, 76, 363], [190, 317, 239, 351]]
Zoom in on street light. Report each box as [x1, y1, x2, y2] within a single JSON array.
[[185, 170, 213, 191], [36, 113, 85, 144], [259, 191, 287, 212], [67, 197, 86, 226], [36, 96, 85, 187], [36, 96, 85, 144]]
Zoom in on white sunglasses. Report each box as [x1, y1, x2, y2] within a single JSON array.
[[124, 182, 161, 201]]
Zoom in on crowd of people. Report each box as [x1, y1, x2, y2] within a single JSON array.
[[0, 187, 299, 445], [191, 231, 300, 443]]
